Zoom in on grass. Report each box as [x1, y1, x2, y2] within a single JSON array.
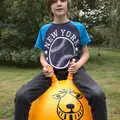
[[87, 48, 120, 120], [0, 48, 120, 120], [0, 67, 40, 120]]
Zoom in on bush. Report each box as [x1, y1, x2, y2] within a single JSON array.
[[90, 25, 120, 48], [0, 48, 40, 67], [0, 49, 13, 65]]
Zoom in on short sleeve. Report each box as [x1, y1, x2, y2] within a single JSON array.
[[34, 28, 44, 50], [79, 24, 91, 46]]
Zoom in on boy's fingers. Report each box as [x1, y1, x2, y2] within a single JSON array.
[[43, 65, 54, 77]]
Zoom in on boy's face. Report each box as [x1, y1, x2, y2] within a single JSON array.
[[51, 0, 68, 17]]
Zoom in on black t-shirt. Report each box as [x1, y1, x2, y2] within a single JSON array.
[[35, 21, 91, 70]]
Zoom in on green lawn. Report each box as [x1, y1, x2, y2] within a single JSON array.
[[0, 48, 120, 120]]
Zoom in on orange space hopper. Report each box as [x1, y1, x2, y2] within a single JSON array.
[[28, 71, 93, 120]]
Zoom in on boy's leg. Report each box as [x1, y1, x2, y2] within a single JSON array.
[[73, 69, 107, 120], [14, 73, 51, 120]]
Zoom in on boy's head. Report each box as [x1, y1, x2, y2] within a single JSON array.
[[46, 0, 71, 17]]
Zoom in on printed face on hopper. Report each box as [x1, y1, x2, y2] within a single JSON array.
[[52, 89, 84, 120], [44, 28, 80, 69]]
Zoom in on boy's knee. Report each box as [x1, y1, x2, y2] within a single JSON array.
[[91, 86, 106, 99], [15, 89, 29, 104]]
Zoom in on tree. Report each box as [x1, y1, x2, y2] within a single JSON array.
[[108, 0, 120, 48], [0, 0, 50, 50], [0, 0, 119, 66]]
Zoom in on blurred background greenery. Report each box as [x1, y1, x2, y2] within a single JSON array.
[[0, 0, 120, 67]]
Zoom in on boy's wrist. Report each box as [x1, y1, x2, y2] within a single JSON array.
[[76, 61, 83, 69], [40, 61, 49, 68]]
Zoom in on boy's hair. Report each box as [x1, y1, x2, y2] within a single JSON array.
[[45, 0, 71, 15]]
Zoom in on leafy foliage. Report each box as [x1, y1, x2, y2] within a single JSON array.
[[70, 0, 109, 28], [0, 0, 120, 67], [0, 48, 40, 67]]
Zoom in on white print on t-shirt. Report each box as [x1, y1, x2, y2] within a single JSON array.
[[44, 29, 79, 49], [44, 28, 80, 69]]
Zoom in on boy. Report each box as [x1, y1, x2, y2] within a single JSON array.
[[14, 0, 107, 120]]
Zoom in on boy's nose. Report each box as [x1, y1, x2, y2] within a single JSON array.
[[57, 0, 62, 5]]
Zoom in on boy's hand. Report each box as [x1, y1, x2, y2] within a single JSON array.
[[43, 65, 54, 77], [68, 60, 80, 74]]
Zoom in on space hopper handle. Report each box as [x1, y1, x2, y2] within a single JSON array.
[[49, 58, 76, 83]]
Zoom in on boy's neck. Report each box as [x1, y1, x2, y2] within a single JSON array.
[[53, 16, 69, 24]]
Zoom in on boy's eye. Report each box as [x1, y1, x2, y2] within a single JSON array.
[[60, 0, 67, 2], [52, 0, 57, 3], [52, 0, 67, 3]]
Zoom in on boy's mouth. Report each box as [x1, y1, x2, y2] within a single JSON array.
[[56, 8, 64, 11]]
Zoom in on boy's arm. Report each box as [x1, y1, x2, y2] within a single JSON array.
[[76, 45, 89, 68], [40, 51, 54, 77], [40, 51, 49, 67], [68, 45, 89, 73]]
